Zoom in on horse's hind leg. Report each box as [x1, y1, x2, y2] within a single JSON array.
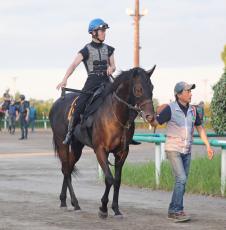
[[67, 139, 84, 210], [67, 175, 81, 210], [58, 142, 82, 211], [60, 175, 68, 208]]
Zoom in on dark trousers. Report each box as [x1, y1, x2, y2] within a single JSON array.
[[20, 116, 28, 138], [73, 75, 110, 122], [29, 118, 35, 132]]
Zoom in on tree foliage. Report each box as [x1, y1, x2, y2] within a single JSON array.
[[29, 98, 54, 119], [221, 45, 226, 67], [210, 71, 226, 134]]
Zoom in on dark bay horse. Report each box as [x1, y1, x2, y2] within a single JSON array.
[[49, 66, 156, 218]]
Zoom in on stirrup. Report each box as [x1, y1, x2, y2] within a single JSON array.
[[62, 133, 72, 145]]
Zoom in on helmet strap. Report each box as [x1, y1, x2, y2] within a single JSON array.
[[92, 30, 103, 43]]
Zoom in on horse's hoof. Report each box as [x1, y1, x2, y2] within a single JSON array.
[[74, 207, 81, 212], [98, 209, 108, 219], [114, 214, 123, 219], [60, 202, 67, 208], [60, 206, 67, 211]]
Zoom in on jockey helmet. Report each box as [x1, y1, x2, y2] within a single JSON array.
[[88, 18, 109, 34]]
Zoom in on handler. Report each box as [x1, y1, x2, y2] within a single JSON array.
[[151, 81, 214, 222]]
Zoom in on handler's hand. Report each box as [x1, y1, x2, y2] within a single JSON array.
[[56, 80, 67, 90], [150, 119, 158, 128], [207, 145, 214, 160]]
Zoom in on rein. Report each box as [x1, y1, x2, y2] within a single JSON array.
[[113, 92, 153, 122]]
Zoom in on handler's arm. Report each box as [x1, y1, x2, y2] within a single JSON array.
[[196, 125, 214, 160]]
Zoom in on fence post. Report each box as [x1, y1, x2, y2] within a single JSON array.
[[160, 143, 166, 162], [155, 143, 161, 188], [44, 119, 47, 129], [221, 148, 226, 196]]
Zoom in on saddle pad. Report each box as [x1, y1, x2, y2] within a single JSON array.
[[67, 96, 78, 120]]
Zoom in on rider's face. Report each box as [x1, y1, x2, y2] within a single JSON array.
[[97, 29, 106, 41]]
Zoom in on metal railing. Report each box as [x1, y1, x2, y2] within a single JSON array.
[[133, 133, 226, 196]]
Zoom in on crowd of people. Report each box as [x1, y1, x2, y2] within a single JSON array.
[[0, 90, 37, 140]]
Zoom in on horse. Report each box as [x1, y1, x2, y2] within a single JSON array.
[[49, 66, 156, 218]]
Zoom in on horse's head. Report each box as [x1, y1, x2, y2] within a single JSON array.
[[131, 65, 156, 123]]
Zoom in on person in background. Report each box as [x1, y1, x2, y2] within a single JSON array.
[[8, 98, 17, 134], [196, 101, 205, 126], [16, 95, 30, 140], [151, 81, 214, 223], [29, 104, 37, 132]]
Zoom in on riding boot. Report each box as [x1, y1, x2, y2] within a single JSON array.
[[63, 116, 78, 145]]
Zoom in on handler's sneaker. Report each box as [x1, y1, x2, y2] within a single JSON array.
[[168, 211, 191, 223]]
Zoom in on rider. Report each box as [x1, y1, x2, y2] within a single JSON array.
[[57, 18, 116, 145]]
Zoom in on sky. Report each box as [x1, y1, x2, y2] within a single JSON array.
[[0, 0, 226, 104]]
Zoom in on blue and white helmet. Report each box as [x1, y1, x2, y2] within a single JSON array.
[[88, 18, 109, 33]]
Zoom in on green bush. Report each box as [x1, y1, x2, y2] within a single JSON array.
[[210, 71, 226, 134]]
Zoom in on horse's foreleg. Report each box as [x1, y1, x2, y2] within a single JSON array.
[[95, 148, 114, 218], [99, 177, 112, 218], [95, 148, 114, 185], [112, 151, 128, 217], [60, 176, 68, 208]]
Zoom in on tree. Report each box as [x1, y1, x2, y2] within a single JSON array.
[[221, 45, 226, 68], [210, 47, 226, 134]]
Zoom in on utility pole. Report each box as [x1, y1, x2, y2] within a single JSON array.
[[126, 0, 148, 67]]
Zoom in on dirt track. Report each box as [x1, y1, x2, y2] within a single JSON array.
[[0, 130, 226, 230]]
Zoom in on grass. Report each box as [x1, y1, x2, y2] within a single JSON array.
[[121, 154, 224, 196]]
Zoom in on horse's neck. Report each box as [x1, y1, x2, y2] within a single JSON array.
[[112, 81, 134, 124]]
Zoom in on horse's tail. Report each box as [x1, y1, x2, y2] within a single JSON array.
[[52, 133, 79, 177], [52, 135, 58, 157]]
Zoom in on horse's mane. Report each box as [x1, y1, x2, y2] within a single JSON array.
[[103, 68, 140, 97]]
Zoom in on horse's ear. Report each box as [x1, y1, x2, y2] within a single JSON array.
[[147, 65, 156, 78]]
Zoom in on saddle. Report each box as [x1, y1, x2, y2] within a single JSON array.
[[82, 83, 106, 127], [69, 83, 108, 147]]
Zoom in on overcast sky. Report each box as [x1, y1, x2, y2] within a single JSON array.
[[0, 0, 226, 103]]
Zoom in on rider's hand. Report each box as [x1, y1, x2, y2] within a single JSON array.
[[107, 66, 114, 76], [56, 79, 67, 90]]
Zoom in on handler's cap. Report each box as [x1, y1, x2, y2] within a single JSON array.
[[174, 81, 196, 95]]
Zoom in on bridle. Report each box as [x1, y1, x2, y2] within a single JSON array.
[[112, 86, 154, 130], [113, 92, 152, 121]]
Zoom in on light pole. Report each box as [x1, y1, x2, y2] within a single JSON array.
[[126, 0, 148, 67]]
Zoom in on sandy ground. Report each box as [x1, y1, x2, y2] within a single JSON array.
[[0, 130, 226, 230]]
